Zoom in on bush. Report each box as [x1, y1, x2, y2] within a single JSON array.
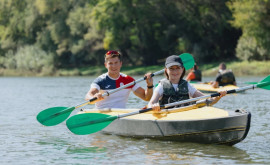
[[235, 36, 268, 61], [2, 50, 17, 69], [2, 45, 55, 74]]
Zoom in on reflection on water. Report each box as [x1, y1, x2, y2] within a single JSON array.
[[1, 76, 270, 164], [144, 141, 253, 164], [66, 135, 108, 154], [63, 132, 255, 164]]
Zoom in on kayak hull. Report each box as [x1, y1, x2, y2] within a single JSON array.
[[81, 107, 251, 145], [191, 83, 239, 93]]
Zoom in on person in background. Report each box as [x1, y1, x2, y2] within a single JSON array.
[[211, 62, 236, 88], [147, 55, 227, 111], [185, 63, 202, 82], [85, 50, 154, 109]]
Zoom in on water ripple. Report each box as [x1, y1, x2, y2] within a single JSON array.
[[1, 76, 270, 164]]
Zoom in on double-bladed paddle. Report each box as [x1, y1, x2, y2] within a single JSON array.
[[37, 53, 195, 126], [66, 75, 270, 135]]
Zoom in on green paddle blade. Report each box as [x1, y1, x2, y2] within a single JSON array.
[[180, 53, 195, 70], [257, 75, 270, 90], [189, 81, 201, 84], [66, 113, 117, 135], [245, 82, 257, 84], [37, 106, 75, 126]]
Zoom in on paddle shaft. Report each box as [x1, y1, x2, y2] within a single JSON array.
[[73, 100, 204, 128], [43, 69, 165, 119], [163, 82, 270, 108], [73, 69, 165, 109], [69, 106, 165, 129], [160, 99, 209, 113], [85, 52, 194, 105], [112, 98, 213, 119], [117, 83, 269, 119], [66, 99, 211, 135]]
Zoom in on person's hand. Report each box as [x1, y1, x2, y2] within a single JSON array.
[[94, 93, 104, 101], [144, 73, 153, 87], [208, 90, 227, 105], [151, 103, 161, 112], [88, 93, 104, 104], [219, 91, 227, 97]]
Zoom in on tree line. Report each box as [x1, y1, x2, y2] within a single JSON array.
[[0, 0, 269, 74]]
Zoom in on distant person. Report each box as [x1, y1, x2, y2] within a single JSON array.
[[85, 50, 154, 109], [148, 55, 227, 111], [211, 62, 236, 88], [186, 63, 202, 82]]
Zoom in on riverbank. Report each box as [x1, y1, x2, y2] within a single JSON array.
[[201, 60, 270, 76], [0, 60, 269, 77]]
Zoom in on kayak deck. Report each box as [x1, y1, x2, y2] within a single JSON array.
[[81, 106, 229, 121]]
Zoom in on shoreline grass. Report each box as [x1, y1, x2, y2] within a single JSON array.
[[201, 61, 270, 77], [0, 60, 269, 77]]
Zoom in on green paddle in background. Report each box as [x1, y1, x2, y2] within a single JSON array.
[[66, 75, 270, 135], [37, 53, 195, 126], [245, 82, 257, 84], [180, 53, 195, 70]]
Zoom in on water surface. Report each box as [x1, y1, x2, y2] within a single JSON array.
[[0, 76, 269, 164]]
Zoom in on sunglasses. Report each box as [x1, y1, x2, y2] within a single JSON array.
[[105, 51, 120, 56]]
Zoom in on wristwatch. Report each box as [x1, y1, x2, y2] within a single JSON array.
[[147, 85, 154, 89]]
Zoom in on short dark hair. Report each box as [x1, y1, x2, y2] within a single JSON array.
[[219, 62, 226, 70]]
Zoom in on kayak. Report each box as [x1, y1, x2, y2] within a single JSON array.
[[191, 83, 239, 93], [79, 104, 251, 145]]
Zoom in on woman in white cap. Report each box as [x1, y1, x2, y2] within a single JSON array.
[[148, 55, 227, 111]]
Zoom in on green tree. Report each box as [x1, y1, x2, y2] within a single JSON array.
[[0, 0, 244, 71], [176, 0, 241, 63], [228, 0, 270, 60], [91, 0, 240, 65], [0, 0, 30, 50]]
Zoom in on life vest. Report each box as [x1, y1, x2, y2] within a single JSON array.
[[192, 70, 202, 81], [159, 79, 190, 107], [218, 70, 235, 86]]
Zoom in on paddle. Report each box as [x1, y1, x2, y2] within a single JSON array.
[[180, 53, 195, 70], [36, 53, 195, 126], [66, 97, 204, 135], [66, 74, 270, 135], [36, 69, 164, 126], [155, 74, 270, 107]]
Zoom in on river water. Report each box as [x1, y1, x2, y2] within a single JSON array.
[[0, 76, 269, 164]]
